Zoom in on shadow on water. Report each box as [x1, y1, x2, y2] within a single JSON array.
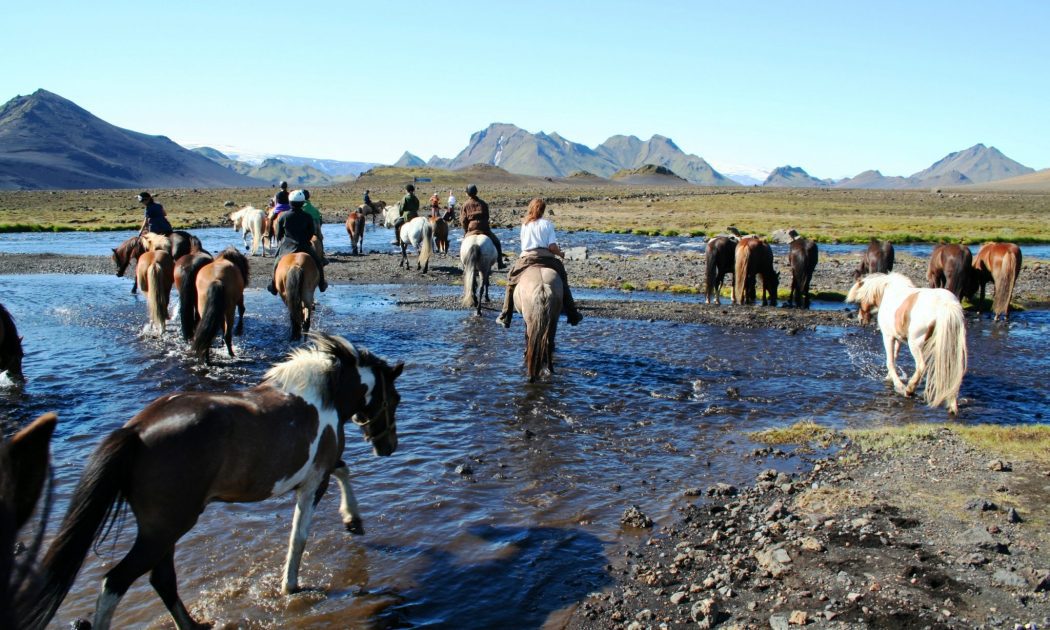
[[373, 524, 611, 629]]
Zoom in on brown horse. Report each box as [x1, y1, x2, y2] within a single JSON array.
[[704, 236, 736, 304], [360, 201, 385, 226], [1, 413, 56, 628], [431, 216, 449, 255], [113, 231, 204, 294], [515, 266, 563, 382], [174, 251, 214, 340], [276, 252, 320, 341], [346, 209, 366, 255], [971, 242, 1022, 320], [135, 248, 175, 335], [787, 238, 819, 308], [927, 243, 972, 300], [854, 238, 895, 280], [191, 248, 249, 363], [23, 334, 403, 630], [0, 303, 25, 382], [733, 237, 779, 306]]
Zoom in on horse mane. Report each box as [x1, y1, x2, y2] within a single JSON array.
[[263, 334, 367, 411], [846, 272, 914, 307], [141, 233, 171, 252], [216, 247, 250, 284]]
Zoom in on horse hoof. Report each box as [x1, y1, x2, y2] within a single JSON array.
[[345, 518, 365, 535]]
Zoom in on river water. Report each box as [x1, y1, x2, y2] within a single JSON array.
[[0, 231, 1047, 628]]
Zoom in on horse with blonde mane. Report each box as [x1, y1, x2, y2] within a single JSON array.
[[515, 266, 563, 382], [733, 236, 778, 306], [460, 233, 498, 315], [113, 232, 203, 294], [346, 208, 366, 255], [135, 238, 175, 335], [397, 217, 434, 273], [229, 205, 270, 256], [276, 252, 320, 341], [847, 272, 967, 414], [191, 248, 249, 363], [971, 242, 1022, 321]]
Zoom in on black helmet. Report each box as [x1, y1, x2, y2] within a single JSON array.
[[406, 184, 415, 192], [466, 184, 478, 196], [302, 189, 311, 200], [279, 181, 288, 189]]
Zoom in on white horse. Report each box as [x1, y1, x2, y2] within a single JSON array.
[[460, 233, 498, 315], [846, 272, 967, 414], [516, 266, 563, 382], [382, 205, 400, 229], [229, 206, 269, 256], [398, 217, 434, 273]]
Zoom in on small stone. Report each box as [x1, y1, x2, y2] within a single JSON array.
[[621, 505, 654, 529], [987, 459, 1013, 472], [1007, 507, 1023, 523], [846, 592, 863, 603], [789, 610, 809, 625], [769, 614, 790, 630], [670, 591, 688, 605], [634, 608, 654, 622], [454, 464, 473, 476], [993, 569, 1027, 588], [965, 498, 997, 511]]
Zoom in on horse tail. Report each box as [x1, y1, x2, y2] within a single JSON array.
[[419, 220, 434, 269], [21, 429, 140, 629], [147, 261, 168, 330], [993, 247, 1020, 318], [286, 265, 304, 340], [177, 262, 199, 341], [922, 297, 968, 412], [733, 242, 751, 304], [524, 282, 555, 382], [192, 283, 225, 360], [250, 214, 263, 255], [461, 242, 479, 307]]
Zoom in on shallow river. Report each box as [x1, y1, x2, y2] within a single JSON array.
[[0, 236, 1047, 627]]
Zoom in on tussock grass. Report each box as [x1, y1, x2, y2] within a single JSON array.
[[749, 420, 838, 448], [954, 425, 1050, 465]]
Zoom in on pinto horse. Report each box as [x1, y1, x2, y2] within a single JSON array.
[[515, 266, 563, 382], [1, 413, 56, 628], [346, 209, 366, 255], [431, 216, 450, 255], [733, 237, 779, 306], [229, 205, 270, 256], [276, 252, 320, 341], [460, 233, 498, 315], [0, 303, 25, 382], [398, 216, 434, 273], [854, 238, 894, 280], [23, 334, 403, 630], [135, 248, 175, 336], [787, 238, 819, 308], [847, 272, 967, 414], [704, 236, 736, 304], [927, 243, 972, 300], [174, 251, 214, 340], [191, 248, 249, 363], [971, 242, 1022, 321]]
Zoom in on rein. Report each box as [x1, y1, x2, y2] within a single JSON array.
[[351, 367, 395, 445]]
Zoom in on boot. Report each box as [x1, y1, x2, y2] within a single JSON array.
[[563, 286, 583, 326], [497, 285, 515, 328], [267, 279, 278, 295]]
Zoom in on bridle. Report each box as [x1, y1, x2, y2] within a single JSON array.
[[351, 366, 395, 445]]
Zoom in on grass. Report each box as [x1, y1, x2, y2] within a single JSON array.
[[749, 420, 838, 448]]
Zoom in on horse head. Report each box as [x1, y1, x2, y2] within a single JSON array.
[[112, 236, 144, 277]]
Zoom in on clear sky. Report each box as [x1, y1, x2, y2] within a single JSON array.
[[5, 1, 1048, 179]]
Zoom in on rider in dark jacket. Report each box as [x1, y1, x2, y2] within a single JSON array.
[[393, 184, 420, 246], [460, 184, 506, 269], [267, 189, 328, 294]]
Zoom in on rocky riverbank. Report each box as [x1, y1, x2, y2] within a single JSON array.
[[567, 427, 1050, 629]]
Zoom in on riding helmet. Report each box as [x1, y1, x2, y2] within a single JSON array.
[[466, 184, 478, 196], [279, 181, 289, 189], [290, 189, 307, 203], [137, 191, 152, 202], [406, 184, 415, 192], [302, 189, 311, 200]]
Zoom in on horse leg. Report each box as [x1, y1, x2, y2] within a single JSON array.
[[224, 309, 235, 357], [94, 535, 173, 630], [150, 551, 210, 630], [882, 332, 906, 394], [331, 462, 365, 534], [904, 334, 926, 397], [234, 298, 245, 336], [282, 481, 321, 594]]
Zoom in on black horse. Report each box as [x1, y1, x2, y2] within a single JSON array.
[[0, 303, 24, 382], [787, 238, 819, 308], [704, 236, 736, 304], [927, 243, 972, 300]]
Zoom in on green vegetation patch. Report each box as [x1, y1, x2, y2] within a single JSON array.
[[749, 420, 838, 448]]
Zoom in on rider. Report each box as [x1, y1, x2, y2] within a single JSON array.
[[497, 198, 582, 327], [363, 189, 374, 212], [393, 184, 420, 246], [429, 192, 442, 219], [460, 184, 506, 269], [272, 181, 291, 219], [444, 189, 457, 223], [137, 191, 173, 236], [267, 189, 328, 295], [301, 189, 323, 232]]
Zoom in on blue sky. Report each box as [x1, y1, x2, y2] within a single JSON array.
[[5, 1, 1048, 179]]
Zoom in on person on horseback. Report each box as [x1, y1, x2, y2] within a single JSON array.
[[363, 189, 374, 212], [444, 189, 457, 223], [393, 184, 420, 246], [137, 191, 173, 236], [497, 198, 582, 327], [461, 184, 506, 269], [429, 192, 441, 219], [272, 181, 291, 218], [302, 189, 323, 232], [268, 189, 328, 294]]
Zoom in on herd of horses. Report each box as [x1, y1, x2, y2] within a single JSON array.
[[0, 210, 1030, 627]]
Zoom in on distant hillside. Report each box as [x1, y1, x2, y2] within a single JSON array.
[[834, 170, 914, 190], [762, 165, 829, 188], [610, 164, 690, 185], [394, 151, 426, 168], [192, 148, 333, 186], [910, 143, 1033, 184], [0, 89, 264, 190], [427, 155, 453, 169], [961, 168, 1050, 192], [597, 134, 735, 186]]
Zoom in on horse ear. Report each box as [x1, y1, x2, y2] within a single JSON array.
[[391, 361, 404, 380], [5, 413, 56, 528]]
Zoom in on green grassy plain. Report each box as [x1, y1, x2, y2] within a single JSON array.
[[2, 166, 1049, 243]]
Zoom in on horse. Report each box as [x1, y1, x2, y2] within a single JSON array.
[[191, 248, 249, 363], [704, 236, 736, 304], [229, 205, 270, 256], [382, 205, 400, 229], [135, 247, 175, 336], [398, 216, 434, 273], [22, 334, 403, 630], [733, 237, 778, 306], [515, 266, 563, 382], [276, 252, 320, 341], [0, 303, 25, 382], [113, 232, 204, 294], [174, 251, 214, 341], [971, 242, 1022, 321], [431, 216, 450, 255], [1, 412, 56, 628], [460, 233, 499, 315], [787, 238, 819, 308], [854, 238, 895, 280], [846, 272, 967, 414], [360, 200, 385, 226], [927, 243, 972, 300], [346, 209, 366, 256]]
